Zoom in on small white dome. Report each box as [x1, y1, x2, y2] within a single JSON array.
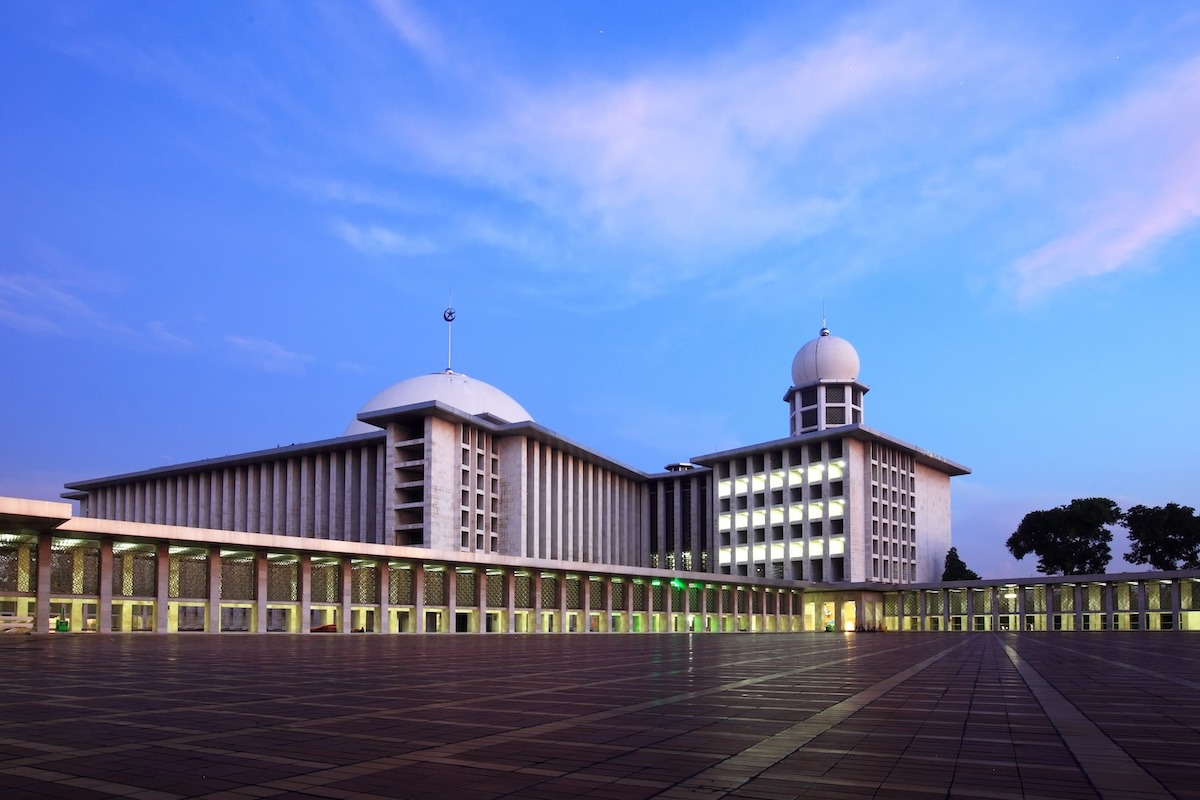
[[345, 371, 532, 435], [791, 328, 860, 386]]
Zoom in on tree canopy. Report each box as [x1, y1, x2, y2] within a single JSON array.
[[1124, 503, 1200, 571], [1005, 497, 1121, 575], [941, 546, 980, 581]]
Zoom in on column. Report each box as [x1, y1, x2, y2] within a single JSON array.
[[604, 576, 614, 633], [207, 549, 221, 634], [1170, 579, 1182, 631], [532, 574, 543, 633], [156, 543, 170, 632], [477, 568, 488, 634], [1074, 585, 1084, 631], [1136, 580, 1148, 630], [340, 558, 353, 633], [557, 574, 568, 633], [582, 576, 593, 633], [299, 555, 312, 633], [379, 563, 391, 634], [413, 564, 425, 633], [504, 569, 516, 634], [1103, 582, 1113, 630], [35, 533, 52, 634], [446, 569, 458, 634], [623, 580, 634, 633], [663, 582, 672, 633], [98, 539, 114, 634], [255, 552, 268, 633]]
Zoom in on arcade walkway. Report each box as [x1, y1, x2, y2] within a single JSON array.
[[1, 633, 1196, 799]]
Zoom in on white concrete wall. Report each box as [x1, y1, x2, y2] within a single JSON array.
[[914, 462, 952, 583], [845, 438, 871, 583]]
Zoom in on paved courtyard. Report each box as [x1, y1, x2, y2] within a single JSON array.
[[1, 633, 1197, 800]]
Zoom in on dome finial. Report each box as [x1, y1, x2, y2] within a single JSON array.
[[820, 303, 829, 336]]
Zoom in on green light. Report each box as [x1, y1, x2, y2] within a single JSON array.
[[671, 578, 685, 589]]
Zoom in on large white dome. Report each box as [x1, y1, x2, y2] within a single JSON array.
[[791, 328, 860, 386], [345, 371, 533, 435]]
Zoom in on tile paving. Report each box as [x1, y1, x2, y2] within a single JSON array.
[[1, 632, 1198, 799]]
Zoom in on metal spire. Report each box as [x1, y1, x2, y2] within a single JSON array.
[[443, 290, 456, 372]]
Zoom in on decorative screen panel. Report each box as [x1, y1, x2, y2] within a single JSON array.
[[220, 556, 256, 601], [50, 541, 99, 595], [456, 571, 476, 606], [389, 566, 413, 605], [311, 562, 340, 604], [352, 564, 379, 604], [540, 576, 558, 609], [423, 569, 446, 606], [113, 550, 157, 597], [611, 581, 626, 611], [515, 575, 532, 608], [0, 540, 36, 593], [487, 573, 505, 606], [632, 582, 646, 612], [170, 552, 208, 599], [268, 561, 298, 602]]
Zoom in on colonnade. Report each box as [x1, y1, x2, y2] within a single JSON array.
[[3, 532, 806, 636], [886, 579, 1200, 632]]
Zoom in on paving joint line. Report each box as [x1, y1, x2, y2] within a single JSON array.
[[1000, 639, 1171, 800], [651, 638, 976, 799]]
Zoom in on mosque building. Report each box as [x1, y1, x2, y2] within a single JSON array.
[[61, 325, 967, 588], [3, 325, 1196, 635]]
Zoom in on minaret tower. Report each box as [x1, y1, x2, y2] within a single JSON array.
[[784, 325, 869, 435]]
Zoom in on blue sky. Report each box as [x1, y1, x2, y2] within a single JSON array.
[[3, 2, 1199, 579]]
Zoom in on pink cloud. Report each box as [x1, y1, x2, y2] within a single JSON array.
[[1010, 57, 1200, 301]]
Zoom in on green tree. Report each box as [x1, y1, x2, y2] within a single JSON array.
[[941, 547, 980, 581], [1006, 497, 1121, 575], [1124, 503, 1200, 571]]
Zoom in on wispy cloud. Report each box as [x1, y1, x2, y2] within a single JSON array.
[[1007, 56, 1200, 301], [225, 335, 312, 373], [331, 219, 438, 257], [404, 30, 947, 253], [370, 0, 445, 68], [0, 246, 125, 336], [146, 321, 195, 350]]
